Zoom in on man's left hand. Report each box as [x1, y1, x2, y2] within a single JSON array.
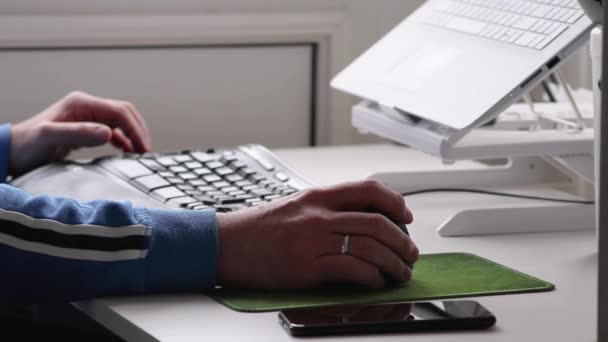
[[9, 91, 151, 177]]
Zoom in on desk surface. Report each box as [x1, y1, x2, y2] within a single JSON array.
[[75, 144, 598, 342]]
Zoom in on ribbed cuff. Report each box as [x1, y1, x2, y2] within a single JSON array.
[[139, 208, 218, 293], [0, 124, 11, 183]]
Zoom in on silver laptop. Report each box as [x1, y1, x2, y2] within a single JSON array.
[[331, 0, 594, 132]]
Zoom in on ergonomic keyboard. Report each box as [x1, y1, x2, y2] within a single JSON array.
[[95, 144, 315, 212], [419, 0, 585, 50]]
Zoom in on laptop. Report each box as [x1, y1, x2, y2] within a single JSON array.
[[331, 0, 594, 133]]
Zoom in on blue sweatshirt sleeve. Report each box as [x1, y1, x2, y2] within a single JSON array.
[[0, 185, 219, 305]]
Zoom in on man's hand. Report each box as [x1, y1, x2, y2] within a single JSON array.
[[9, 91, 151, 176], [216, 180, 419, 290]]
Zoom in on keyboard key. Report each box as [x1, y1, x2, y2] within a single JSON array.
[[258, 180, 275, 187], [256, 158, 275, 171], [281, 188, 298, 196], [186, 202, 204, 210], [189, 179, 207, 186], [221, 186, 239, 193], [235, 180, 253, 187], [212, 181, 231, 189], [186, 190, 203, 196], [216, 167, 235, 176], [192, 205, 212, 211], [266, 183, 282, 191], [228, 190, 247, 196], [213, 195, 232, 202], [179, 173, 197, 180], [167, 196, 198, 207], [194, 195, 217, 205], [194, 168, 212, 176], [214, 205, 246, 213], [197, 185, 216, 192], [185, 161, 203, 169], [206, 161, 224, 170], [169, 166, 187, 174], [239, 168, 257, 177], [158, 171, 175, 178], [512, 16, 537, 30], [230, 161, 247, 170], [177, 184, 194, 191], [251, 188, 273, 197], [219, 197, 249, 205], [110, 159, 154, 179], [203, 175, 222, 183], [152, 187, 186, 201], [265, 195, 282, 201], [191, 151, 214, 163], [221, 153, 238, 163], [132, 174, 170, 192], [225, 174, 244, 183], [514, 32, 539, 46], [565, 10, 583, 24], [242, 185, 259, 191], [250, 174, 266, 184], [139, 159, 165, 171], [167, 177, 185, 185], [174, 155, 193, 163], [274, 172, 290, 182], [535, 24, 568, 49], [157, 157, 178, 167]]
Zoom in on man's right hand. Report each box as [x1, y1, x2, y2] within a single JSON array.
[[216, 180, 419, 290]]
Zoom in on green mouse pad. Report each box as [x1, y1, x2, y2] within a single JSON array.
[[209, 253, 554, 313]]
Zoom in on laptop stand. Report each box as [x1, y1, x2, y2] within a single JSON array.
[[353, 98, 596, 237]]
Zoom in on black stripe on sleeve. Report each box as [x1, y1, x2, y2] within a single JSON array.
[[0, 219, 149, 252]]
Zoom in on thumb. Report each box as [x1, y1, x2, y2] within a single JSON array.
[[42, 122, 112, 147]]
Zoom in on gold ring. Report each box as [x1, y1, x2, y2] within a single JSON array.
[[341, 235, 350, 255]]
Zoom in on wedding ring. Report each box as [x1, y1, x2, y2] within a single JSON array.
[[341, 235, 350, 255]]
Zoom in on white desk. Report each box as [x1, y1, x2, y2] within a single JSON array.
[[75, 144, 598, 342]]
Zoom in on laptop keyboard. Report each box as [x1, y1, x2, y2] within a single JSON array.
[[419, 0, 585, 50], [98, 145, 314, 212]]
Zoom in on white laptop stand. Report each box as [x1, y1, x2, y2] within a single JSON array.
[[354, 90, 596, 237]]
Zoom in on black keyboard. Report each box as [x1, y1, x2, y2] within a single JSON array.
[[97, 144, 315, 212]]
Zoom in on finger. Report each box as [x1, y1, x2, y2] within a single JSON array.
[[309, 180, 413, 224], [71, 93, 149, 153], [327, 234, 411, 284], [41, 122, 112, 147], [111, 100, 151, 150], [315, 255, 385, 289], [328, 212, 419, 267], [111, 128, 135, 153]]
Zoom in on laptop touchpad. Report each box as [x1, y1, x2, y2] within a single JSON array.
[[383, 43, 461, 92]]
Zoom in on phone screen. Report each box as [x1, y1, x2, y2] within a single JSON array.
[[279, 300, 496, 336]]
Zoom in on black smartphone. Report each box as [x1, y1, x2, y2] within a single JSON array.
[[278, 300, 496, 337]]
